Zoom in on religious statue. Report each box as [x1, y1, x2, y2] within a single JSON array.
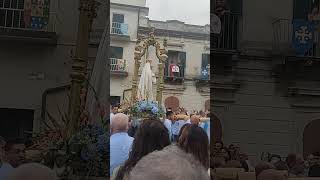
[[138, 59, 154, 101]]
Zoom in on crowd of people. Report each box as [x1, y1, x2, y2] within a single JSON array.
[[0, 136, 59, 180], [110, 106, 211, 180], [209, 140, 320, 179]]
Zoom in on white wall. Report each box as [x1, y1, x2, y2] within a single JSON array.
[[110, 6, 141, 40]]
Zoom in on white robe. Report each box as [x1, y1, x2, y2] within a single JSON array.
[[137, 62, 154, 101]]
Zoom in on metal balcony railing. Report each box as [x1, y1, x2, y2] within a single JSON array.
[[111, 22, 128, 35], [0, 5, 59, 32], [212, 13, 239, 50], [110, 58, 127, 72]]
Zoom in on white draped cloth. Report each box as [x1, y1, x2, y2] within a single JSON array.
[[85, 22, 109, 122], [137, 62, 154, 101]]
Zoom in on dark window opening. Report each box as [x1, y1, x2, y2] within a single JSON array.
[[0, 108, 34, 140], [165, 51, 186, 81]]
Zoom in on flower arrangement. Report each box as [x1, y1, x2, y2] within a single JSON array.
[[129, 100, 165, 120], [68, 122, 109, 177]]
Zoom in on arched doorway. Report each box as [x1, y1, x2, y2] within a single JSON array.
[[212, 112, 222, 143], [303, 119, 320, 158], [205, 100, 210, 111], [164, 96, 179, 112]]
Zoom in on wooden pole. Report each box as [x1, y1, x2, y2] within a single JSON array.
[[67, 0, 96, 139]]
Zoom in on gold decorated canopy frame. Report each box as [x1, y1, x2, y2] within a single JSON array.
[[131, 28, 168, 105]]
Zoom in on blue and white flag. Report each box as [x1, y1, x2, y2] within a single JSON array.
[[292, 19, 315, 56]]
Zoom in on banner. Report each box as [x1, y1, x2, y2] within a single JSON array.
[[292, 19, 315, 56], [24, 0, 50, 30]]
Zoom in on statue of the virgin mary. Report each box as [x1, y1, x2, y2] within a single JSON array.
[[137, 59, 156, 101]]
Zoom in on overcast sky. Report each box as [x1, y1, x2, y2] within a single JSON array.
[[146, 0, 210, 26]]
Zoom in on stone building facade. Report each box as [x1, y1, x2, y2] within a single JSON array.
[[213, 0, 320, 164], [0, 0, 108, 139], [110, 0, 210, 111]]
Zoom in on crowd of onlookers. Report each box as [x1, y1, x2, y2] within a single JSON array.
[[110, 106, 212, 180], [209, 140, 320, 179], [0, 136, 59, 180]]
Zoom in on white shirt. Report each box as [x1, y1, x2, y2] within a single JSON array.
[[172, 120, 186, 135], [163, 119, 172, 141], [186, 119, 191, 124], [0, 162, 14, 180], [110, 113, 115, 124]]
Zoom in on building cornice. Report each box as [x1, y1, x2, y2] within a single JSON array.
[[110, 2, 149, 12]]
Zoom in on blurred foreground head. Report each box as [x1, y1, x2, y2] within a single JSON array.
[[128, 145, 209, 180], [8, 163, 58, 180]]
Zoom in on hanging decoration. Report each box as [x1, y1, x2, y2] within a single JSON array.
[[24, 0, 50, 30]]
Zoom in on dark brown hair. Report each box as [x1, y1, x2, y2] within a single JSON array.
[[115, 119, 171, 180], [177, 124, 209, 168]]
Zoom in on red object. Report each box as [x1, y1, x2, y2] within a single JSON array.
[[169, 64, 180, 77]]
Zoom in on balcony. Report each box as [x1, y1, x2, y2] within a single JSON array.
[[0, 5, 58, 45], [110, 58, 128, 77], [110, 22, 130, 41], [212, 13, 239, 51]]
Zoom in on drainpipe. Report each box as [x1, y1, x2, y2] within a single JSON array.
[[137, 8, 141, 38]]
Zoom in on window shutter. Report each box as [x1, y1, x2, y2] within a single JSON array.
[[179, 52, 186, 68], [202, 54, 209, 69]]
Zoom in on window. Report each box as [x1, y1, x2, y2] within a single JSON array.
[[165, 51, 186, 79], [201, 54, 210, 79], [111, 13, 128, 35], [112, 14, 124, 23], [110, 46, 126, 72], [0, 0, 50, 30], [0, 0, 25, 28], [110, 46, 123, 59]]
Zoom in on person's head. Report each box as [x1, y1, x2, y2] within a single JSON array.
[[8, 163, 58, 180], [128, 145, 210, 180], [214, 141, 224, 152], [255, 162, 275, 177], [257, 169, 287, 180], [286, 153, 297, 168], [178, 125, 209, 168], [178, 124, 191, 139], [166, 111, 174, 120], [5, 138, 26, 167], [111, 113, 129, 134], [111, 105, 118, 114], [190, 115, 200, 125], [115, 119, 170, 180]]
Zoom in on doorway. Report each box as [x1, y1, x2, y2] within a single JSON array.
[[0, 108, 34, 140]]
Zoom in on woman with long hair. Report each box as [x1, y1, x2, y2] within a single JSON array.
[[177, 124, 209, 169], [114, 119, 171, 180]]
